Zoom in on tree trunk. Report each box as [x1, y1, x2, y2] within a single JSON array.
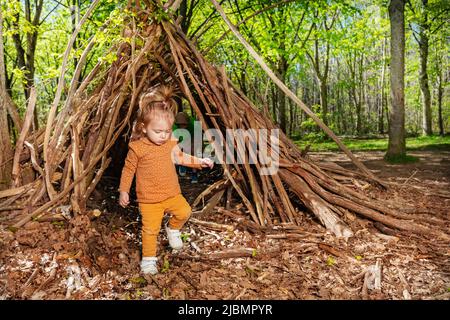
[[358, 52, 370, 135], [271, 84, 278, 122], [316, 39, 330, 126], [0, 9, 13, 189], [379, 36, 387, 134], [437, 68, 444, 135], [419, 0, 432, 136], [386, 0, 406, 158], [278, 59, 288, 133], [70, 0, 81, 78], [319, 78, 328, 126], [179, 0, 189, 33], [418, 0, 433, 136], [336, 60, 343, 134], [349, 51, 362, 136], [289, 82, 297, 136], [307, 37, 330, 127]]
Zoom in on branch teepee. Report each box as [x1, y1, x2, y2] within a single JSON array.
[[1, 0, 448, 242]]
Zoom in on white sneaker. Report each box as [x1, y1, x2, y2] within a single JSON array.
[[165, 226, 183, 250], [140, 257, 158, 275]]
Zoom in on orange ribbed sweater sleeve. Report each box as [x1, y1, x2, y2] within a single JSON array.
[[171, 144, 203, 169], [118, 145, 138, 193]]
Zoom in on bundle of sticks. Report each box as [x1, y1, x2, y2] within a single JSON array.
[[1, 1, 448, 242]]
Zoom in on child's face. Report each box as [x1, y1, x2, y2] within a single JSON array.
[[143, 117, 172, 145]]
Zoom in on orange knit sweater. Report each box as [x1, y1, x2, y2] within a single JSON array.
[[119, 137, 203, 203]]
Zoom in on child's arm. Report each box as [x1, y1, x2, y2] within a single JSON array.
[[118, 147, 138, 207], [171, 144, 213, 169]]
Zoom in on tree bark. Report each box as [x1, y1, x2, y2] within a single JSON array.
[[278, 55, 288, 133], [379, 36, 387, 134], [310, 37, 330, 126], [418, 0, 432, 136], [319, 77, 328, 126], [386, 0, 406, 158], [0, 9, 13, 189], [436, 66, 444, 135]]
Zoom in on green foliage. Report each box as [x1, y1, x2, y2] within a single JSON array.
[[150, 6, 172, 23], [99, 52, 118, 64], [1, 0, 447, 137]]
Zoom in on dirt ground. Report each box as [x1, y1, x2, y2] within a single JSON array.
[[0, 151, 449, 300]]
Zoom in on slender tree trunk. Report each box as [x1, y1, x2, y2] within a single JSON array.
[[379, 36, 387, 134], [70, 0, 81, 77], [348, 52, 361, 136], [437, 68, 444, 135], [179, 0, 189, 33], [271, 84, 277, 122], [239, 69, 247, 96], [418, 0, 432, 135], [278, 81, 287, 133], [317, 40, 330, 126], [307, 38, 330, 126], [291, 101, 297, 135], [290, 79, 299, 136], [356, 53, 364, 135], [336, 60, 343, 134], [0, 9, 13, 189], [384, 82, 390, 132], [276, 19, 288, 133], [363, 56, 372, 133], [386, 0, 406, 158], [319, 78, 328, 126]]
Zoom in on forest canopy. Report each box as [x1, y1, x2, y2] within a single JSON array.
[[1, 0, 448, 139]]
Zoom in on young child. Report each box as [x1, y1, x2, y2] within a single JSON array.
[[118, 85, 214, 275]]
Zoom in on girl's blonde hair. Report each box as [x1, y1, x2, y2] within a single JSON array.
[[131, 85, 177, 141]]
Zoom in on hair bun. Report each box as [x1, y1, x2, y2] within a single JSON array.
[[139, 84, 178, 113], [159, 85, 174, 102]]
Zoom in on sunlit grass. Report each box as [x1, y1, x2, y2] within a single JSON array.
[[294, 135, 450, 152]]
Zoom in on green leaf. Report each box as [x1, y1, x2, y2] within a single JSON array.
[[181, 232, 190, 242], [129, 276, 147, 285], [161, 257, 170, 273], [326, 256, 336, 266]]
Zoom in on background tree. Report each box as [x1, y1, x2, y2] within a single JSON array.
[[386, 0, 406, 159], [407, 0, 449, 136], [0, 7, 13, 189]]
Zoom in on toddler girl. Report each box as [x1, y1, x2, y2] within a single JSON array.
[[118, 85, 213, 274]]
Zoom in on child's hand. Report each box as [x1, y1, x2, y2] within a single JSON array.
[[119, 191, 130, 207], [200, 158, 214, 169]]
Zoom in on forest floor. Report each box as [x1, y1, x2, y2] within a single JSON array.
[[0, 150, 449, 300]]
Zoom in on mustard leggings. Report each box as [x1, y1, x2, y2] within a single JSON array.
[[138, 194, 191, 257]]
